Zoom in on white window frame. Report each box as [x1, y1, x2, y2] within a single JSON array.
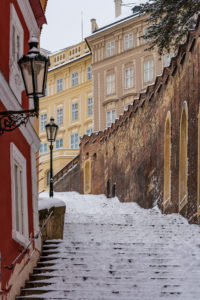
[[106, 74, 116, 95], [87, 97, 93, 116], [164, 53, 174, 67], [10, 143, 29, 246], [40, 113, 47, 131], [106, 109, 116, 128], [143, 26, 150, 44], [46, 170, 50, 186], [70, 133, 79, 149], [86, 128, 93, 135], [56, 78, 63, 92], [106, 40, 115, 57], [72, 72, 79, 86], [124, 33, 134, 50], [39, 143, 48, 154], [87, 66, 92, 80], [125, 67, 134, 89], [144, 60, 154, 83], [56, 138, 63, 149], [9, 4, 24, 103], [57, 107, 63, 126], [72, 103, 78, 121]]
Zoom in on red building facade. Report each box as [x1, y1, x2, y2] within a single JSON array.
[[0, 1, 46, 298]]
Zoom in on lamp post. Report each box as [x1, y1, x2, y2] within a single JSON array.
[[45, 117, 58, 197], [0, 37, 50, 135]]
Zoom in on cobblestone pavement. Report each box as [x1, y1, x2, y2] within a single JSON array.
[[20, 193, 200, 299]]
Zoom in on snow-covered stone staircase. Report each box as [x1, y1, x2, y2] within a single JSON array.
[[16, 193, 200, 299], [16, 240, 63, 299]]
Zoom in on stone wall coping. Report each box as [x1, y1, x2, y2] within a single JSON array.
[[38, 197, 66, 211]]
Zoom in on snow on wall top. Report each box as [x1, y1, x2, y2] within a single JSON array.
[[38, 193, 66, 211]]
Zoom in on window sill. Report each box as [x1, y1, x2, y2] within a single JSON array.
[[121, 92, 137, 100], [68, 122, 81, 130], [103, 97, 118, 106], [84, 118, 93, 125], [12, 229, 29, 247]]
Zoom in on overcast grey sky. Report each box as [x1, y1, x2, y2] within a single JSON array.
[[40, 0, 144, 53]]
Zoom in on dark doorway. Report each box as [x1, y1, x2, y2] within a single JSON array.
[[107, 179, 111, 198], [112, 183, 116, 197]]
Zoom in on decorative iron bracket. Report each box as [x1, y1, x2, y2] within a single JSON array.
[[0, 97, 39, 135]]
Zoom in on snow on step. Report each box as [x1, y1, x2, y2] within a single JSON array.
[[17, 192, 200, 300]]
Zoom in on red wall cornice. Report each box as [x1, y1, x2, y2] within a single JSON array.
[[29, 0, 47, 29]]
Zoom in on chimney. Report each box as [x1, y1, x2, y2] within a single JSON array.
[[90, 18, 98, 33], [114, 0, 122, 18]]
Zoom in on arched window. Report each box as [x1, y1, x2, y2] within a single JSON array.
[[179, 102, 188, 211], [163, 112, 171, 211], [107, 179, 111, 198], [84, 160, 91, 194]]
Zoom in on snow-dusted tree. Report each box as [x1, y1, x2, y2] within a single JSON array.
[[141, 0, 200, 55]]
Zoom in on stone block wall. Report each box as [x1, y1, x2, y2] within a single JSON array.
[[53, 18, 200, 224]]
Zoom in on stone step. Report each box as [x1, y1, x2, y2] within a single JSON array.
[[25, 281, 53, 289], [30, 274, 55, 281], [42, 245, 60, 250], [43, 240, 63, 246], [39, 256, 59, 262], [37, 262, 57, 267], [33, 268, 58, 274], [20, 288, 55, 296], [41, 250, 60, 256]]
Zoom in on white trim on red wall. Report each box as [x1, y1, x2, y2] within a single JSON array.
[[0, 70, 40, 149], [17, 0, 40, 38], [10, 143, 29, 247], [31, 146, 41, 251], [9, 3, 24, 103]]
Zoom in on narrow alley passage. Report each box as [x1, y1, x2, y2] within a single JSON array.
[[19, 192, 200, 299]]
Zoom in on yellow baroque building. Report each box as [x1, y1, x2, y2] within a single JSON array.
[[38, 41, 92, 192]]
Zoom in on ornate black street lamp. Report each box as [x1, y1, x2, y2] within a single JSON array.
[[0, 37, 50, 135], [45, 117, 59, 197]]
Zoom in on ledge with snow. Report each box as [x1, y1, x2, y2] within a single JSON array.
[[38, 193, 66, 241]]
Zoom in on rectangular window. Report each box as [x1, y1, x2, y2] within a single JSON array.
[[87, 66, 92, 80], [144, 60, 154, 83], [87, 97, 93, 115], [124, 33, 134, 50], [86, 128, 93, 135], [72, 103, 78, 121], [46, 170, 50, 186], [56, 78, 63, 92], [11, 143, 28, 246], [56, 138, 63, 149], [106, 74, 115, 95], [40, 143, 48, 154], [70, 133, 79, 149], [106, 109, 116, 128], [44, 84, 47, 96], [72, 72, 78, 86], [40, 113, 47, 131], [57, 108, 63, 126], [125, 67, 134, 89], [143, 26, 150, 44], [106, 40, 115, 57], [164, 53, 174, 67]]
